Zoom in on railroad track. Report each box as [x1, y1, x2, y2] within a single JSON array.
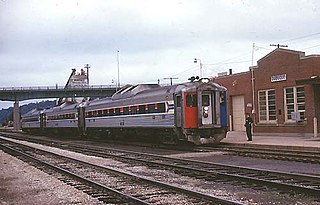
[[197, 145, 320, 164], [1, 134, 320, 204], [0, 138, 242, 205], [2, 131, 320, 164], [54, 142, 320, 197]]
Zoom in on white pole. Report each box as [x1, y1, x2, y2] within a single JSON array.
[[229, 115, 233, 131], [314, 117, 318, 137], [251, 43, 255, 133]]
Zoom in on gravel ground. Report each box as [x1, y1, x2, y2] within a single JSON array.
[[1, 136, 320, 205], [166, 152, 320, 176], [0, 150, 102, 205]]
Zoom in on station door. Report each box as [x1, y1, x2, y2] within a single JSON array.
[[232, 95, 245, 131]]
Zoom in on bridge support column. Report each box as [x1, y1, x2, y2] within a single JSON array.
[[13, 100, 21, 130]]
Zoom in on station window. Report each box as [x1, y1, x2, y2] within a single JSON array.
[[284, 86, 305, 121], [186, 94, 197, 107], [258, 89, 276, 122]]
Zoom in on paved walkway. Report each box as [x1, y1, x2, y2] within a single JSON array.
[[221, 131, 320, 150]]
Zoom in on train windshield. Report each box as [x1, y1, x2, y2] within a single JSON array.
[[186, 94, 197, 107], [202, 94, 210, 106]]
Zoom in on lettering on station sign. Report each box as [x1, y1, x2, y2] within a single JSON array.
[[271, 74, 287, 82]]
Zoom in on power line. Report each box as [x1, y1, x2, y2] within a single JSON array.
[[301, 44, 320, 51], [149, 33, 320, 84], [205, 60, 251, 66], [281, 32, 320, 43]]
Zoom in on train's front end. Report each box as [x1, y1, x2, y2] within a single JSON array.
[[175, 78, 227, 145]]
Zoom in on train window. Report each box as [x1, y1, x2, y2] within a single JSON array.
[[131, 106, 137, 115], [123, 107, 129, 115], [98, 110, 103, 117], [158, 103, 165, 113], [176, 96, 182, 107], [148, 104, 155, 113], [220, 92, 225, 104], [109, 109, 114, 116], [115, 108, 121, 115], [186, 94, 197, 107], [103, 109, 108, 116], [139, 105, 146, 114], [202, 95, 210, 106]]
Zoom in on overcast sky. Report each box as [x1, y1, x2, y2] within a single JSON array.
[[1, 0, 320, 108]]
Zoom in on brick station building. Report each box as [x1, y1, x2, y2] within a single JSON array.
[[214, 48, 320, 137]]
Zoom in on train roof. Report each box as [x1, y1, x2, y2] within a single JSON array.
[[21, 108, 42, 118], [111, 84, 162, 100], [89, 79, 226, 105]]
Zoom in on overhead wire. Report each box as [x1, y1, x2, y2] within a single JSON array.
[[147, 32, 320, 84]]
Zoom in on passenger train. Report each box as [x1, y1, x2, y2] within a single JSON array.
[[21, 78, 228, 145]]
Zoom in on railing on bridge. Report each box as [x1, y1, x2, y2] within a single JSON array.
[[0, 85, 117, 91], [0, 85, 118, 101]]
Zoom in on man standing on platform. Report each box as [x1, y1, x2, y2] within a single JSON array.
[[245, 113, 253, 141]]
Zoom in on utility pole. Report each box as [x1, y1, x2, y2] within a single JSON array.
[[270, 44, 288, 48], [251, 43, 256, 133], [163, 77, 178, 85], [251, 43, 255, 66], [84, 64, 90, 85]]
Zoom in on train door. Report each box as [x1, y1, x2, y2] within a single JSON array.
[[174, 94, 182, 127], [201, 93, 213, 125], [201, 92, 215, 125], [77, 106, 86, 135], [184, 92, 198, 128]]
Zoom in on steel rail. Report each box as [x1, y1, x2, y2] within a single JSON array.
[[0, 143, 149, 205], [0, 138, 243, 205], [198, 145, 320, 163], [63, 143, 320, 197], [2, 133, 320, 197]]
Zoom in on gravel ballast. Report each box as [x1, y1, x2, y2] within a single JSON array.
[[0, 150, 102, 205]]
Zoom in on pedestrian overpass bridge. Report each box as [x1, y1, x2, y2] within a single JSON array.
[[0, 85, 118, 130], [0, 85, 117, 101]]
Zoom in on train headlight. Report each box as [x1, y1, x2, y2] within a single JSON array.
[[203, 107, 209, 118], [200, 78, 210, 83]]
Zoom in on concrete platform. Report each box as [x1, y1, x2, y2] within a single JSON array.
[[221, 131, 320, 151]]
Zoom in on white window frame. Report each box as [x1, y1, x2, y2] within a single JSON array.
[[258, 89, 277, 123], [284, 86, 305, 122]]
